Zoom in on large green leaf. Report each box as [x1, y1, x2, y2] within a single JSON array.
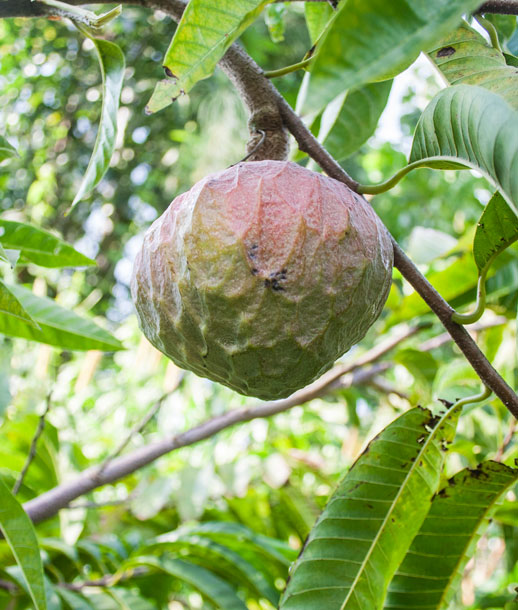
[[385, 461, 518, 610], [0, 220, 94, 268], [316, 80, 392, 162], [0, 284, 123, 351], [0, 136, 17, 163], [410, 84, 518, 217], [147, 0, 270, 113], [72, 34, 125, 207], [473, 192, 518, 273], [0, 478, 47, 610], [123, 556, 248, 609], [302, 0, 482, 114], [279, 404, 460, 610], [0, 280, 38, 328], [429, 21, 518, 110]]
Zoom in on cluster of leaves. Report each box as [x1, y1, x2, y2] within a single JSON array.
[[1, 0, 518, 609]]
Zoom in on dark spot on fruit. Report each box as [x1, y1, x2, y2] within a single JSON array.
[[264, 278, 285, 292], [251, 268, 258, 275], [263, 269, 288, 291], [249, 244, 258, 260], [437, 46, 456, 58], [163, 66, 176, 78]]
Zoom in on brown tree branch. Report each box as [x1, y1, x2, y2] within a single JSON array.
[[478, 1, 518, 14], [23, 325, 420, 523]]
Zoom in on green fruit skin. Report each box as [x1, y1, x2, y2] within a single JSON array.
[[131, 160, 393, 400]]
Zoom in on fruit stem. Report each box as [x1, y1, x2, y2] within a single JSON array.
[[357, 161, 427, 195], [451, 269, 488, 325], [264, 57, 314, 78], [451, 385, 492, 410]]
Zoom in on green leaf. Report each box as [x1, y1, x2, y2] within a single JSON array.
[[410, 85, 518, 218], [123, 556, 248, 609], [147, 0, 270, 113], [316, 80, 392, 162], [304, 3, 335, 45], [171, 521, 296, 565], [0, 220, 94, 268], [385, 461, 518, 610], [72, 34, 125, 207], [0, 280, 38, 328], [302, 0, 482, 114], [143, 534, 279, 605], [473, 192, 518, 273], [0, 136, 17, 162], [279, 404, 460, 610], [406, 227, 457, 265], [429, 21, 518, 110], [0, 477, 47, 610], [0, 284, 123, 351]]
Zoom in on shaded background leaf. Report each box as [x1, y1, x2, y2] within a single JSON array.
[[0, 220, 94, 268], [72, 35, 125, 206], [0, 478, 47, 610], [0, 284, 122, 351]]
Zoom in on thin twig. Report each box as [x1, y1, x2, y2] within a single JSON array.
[[0, 579, 17, 594], [24, 324, 421, 524], [368, 376, 410, 400], [12, 394, 52, 495], [229, 129, 266, 167], [495, 419, 516, 462], [95, 393, 168, 479]]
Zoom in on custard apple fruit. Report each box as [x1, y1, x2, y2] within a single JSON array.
[[131, 160, 393, 400]]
